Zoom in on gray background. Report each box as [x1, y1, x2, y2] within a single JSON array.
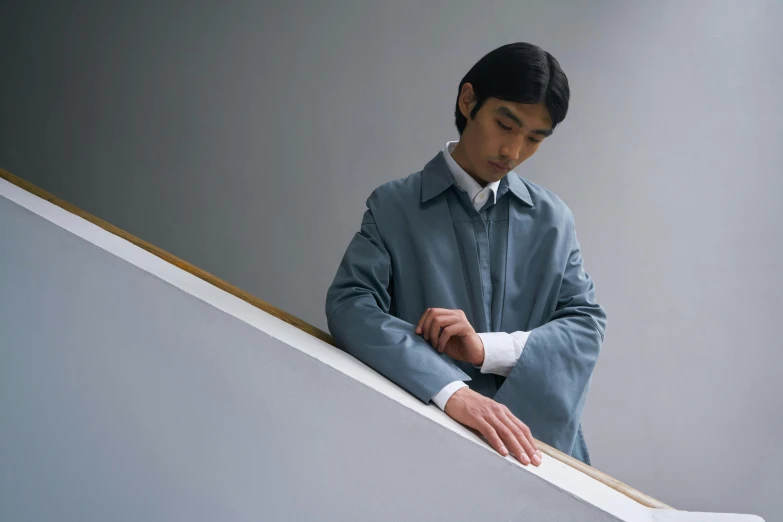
[[1, 0, 780, 520], [0, 195, 624, 522]]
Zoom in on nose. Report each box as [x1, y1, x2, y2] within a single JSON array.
[[500, 136, 523, 163]]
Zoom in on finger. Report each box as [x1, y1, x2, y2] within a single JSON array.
[[421, 311, 431, 340], [437, 323, 466, 353], [428, 312, 446, 346], [422, 308, 440, 341], [476, 420, 509, 458], [507, 412, 540, 457], [429, 311, 459, 348], [415, 308, 432, 335], [491, 415, 529, 465], [436, 324, 457, 352], [506, 412, 540, 463], [503, 411, 540, 465]]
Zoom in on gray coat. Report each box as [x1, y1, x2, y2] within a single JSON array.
[[325, 150, 607, 464]]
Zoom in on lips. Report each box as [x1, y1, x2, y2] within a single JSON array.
[[489, 161, 509, 172]]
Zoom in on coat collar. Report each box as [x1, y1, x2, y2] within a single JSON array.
[[420, 151, 534, 207]]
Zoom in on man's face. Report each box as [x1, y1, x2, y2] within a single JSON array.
[[451, 83, 554, 185]]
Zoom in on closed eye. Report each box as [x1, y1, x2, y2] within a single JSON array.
[[499, 120, 542, 143]]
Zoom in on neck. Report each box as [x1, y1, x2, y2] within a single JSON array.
[[451, 141, 488, 188]]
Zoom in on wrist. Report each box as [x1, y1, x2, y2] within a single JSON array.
[[471, 333, 485, 366], [444, 385, 471, 413]]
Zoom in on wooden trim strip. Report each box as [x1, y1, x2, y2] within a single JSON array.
[[0, 168, 672, 510]]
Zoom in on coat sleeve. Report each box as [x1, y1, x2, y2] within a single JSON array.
[[325, 193, 471, 403], [493, 211, 606, 455]]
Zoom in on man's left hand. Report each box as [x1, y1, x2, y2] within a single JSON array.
[[415, 308, 484, 366]]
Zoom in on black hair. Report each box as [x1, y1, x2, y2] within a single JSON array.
[[454, 42, 570, 135]]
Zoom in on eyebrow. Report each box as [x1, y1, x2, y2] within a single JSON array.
[[496, 106, 553, 137]]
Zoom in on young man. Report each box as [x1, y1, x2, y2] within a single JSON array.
[[325, 42, 606, 467]]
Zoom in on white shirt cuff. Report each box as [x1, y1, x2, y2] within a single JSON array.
[[476, 331, 530, 377], [430, 381, 468, 410]]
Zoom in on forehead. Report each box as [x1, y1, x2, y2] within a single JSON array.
[[486, 98, 553, 128]]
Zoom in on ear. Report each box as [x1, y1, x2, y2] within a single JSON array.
[[458, 83, 478, 119]]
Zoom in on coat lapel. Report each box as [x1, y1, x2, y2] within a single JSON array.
[[500, 171, 535, 332], [419, 152, 476, 324]]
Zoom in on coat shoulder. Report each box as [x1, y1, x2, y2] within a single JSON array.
[[365, 170, 424, 215], [517, 176, 574, 225]]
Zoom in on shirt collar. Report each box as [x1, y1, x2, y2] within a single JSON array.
[[442, 141, 500, 207], [420, 143, 534, 208]]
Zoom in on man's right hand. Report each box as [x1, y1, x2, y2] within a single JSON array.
[[444, 387, 542, 466]]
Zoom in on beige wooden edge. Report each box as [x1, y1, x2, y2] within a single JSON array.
[[0, 168, 672, 510]]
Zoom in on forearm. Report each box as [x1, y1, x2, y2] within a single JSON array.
[[327, 293, 471, 403]]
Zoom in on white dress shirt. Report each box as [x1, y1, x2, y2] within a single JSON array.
[[429, 141, 531, 410]]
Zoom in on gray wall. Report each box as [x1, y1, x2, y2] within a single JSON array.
[[1, 1, 781, 520]]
